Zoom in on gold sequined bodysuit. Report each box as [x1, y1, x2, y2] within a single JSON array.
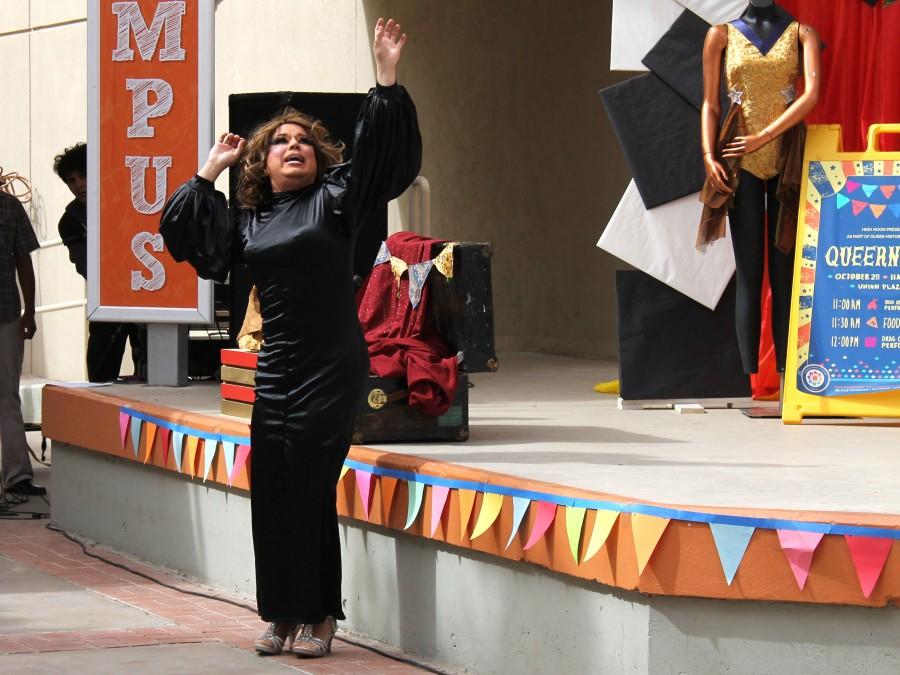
[[725, 21, 800, 180]]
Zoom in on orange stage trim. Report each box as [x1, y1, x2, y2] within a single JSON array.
[[42, 385, 900, 608]]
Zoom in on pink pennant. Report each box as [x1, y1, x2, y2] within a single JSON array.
[[880, 185, 896, 200], [852, 200, 868, 216], [777, 530, 824, 590], [118, 412, 129, 450], [355, 470, 375, 520], [845, 536, 893, 598], [523, 502, 557, 551], [232, 444, 251, 483], [845, 180, 860, 193], [429, 485, 451, 537], [158, 426, 172, 467]]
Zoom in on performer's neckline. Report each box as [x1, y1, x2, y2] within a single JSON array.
[[730, 16, 793, 57]]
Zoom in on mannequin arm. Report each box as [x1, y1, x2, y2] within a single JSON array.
[[701, 26, 731, 193]]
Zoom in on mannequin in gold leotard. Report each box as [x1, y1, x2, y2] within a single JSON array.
[[700, 0, 821, 375]]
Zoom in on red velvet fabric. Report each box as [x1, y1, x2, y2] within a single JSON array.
[[357, 232, 458, 416], [781, 0, 900, 151]]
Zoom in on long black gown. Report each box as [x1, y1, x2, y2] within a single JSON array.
[[159, 84, 421, 623]]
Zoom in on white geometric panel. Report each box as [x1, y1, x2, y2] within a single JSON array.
[[597, 181, 735, 310], [675, 0, 746, 26], [610, 0, 683, 71]]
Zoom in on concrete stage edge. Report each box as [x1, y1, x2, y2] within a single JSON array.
[[43, 354, 900, 674]]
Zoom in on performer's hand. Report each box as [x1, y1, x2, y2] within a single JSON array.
[[199, 133, 245, 182], [20, 311, 36, 341], [722, 133, 767, 160], [373, 18, 407, 86], [704, 154, 732, 194]]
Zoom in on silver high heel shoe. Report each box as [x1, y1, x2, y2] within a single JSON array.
[[292, 617, 336, 658], [254, 622, 299, 655]]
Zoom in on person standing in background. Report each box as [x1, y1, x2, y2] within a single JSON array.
[[0, 187, 45, 496], [53, 143, 145, 382]]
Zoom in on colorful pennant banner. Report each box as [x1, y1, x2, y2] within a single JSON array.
[[116, 408, 900, 601]]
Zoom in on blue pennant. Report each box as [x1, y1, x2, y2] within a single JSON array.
[[861, 184, 877, 198], [710, 523, 755, 585], [836, 193, 850, 210], [890, 204, 900, 219], [129, 417, 142, 458], [506, 496, 531, 550], [373, 241, 391, 267], [408, 260, 433, 309]]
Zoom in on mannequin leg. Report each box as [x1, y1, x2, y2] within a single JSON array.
[[728, 171, 767, 374], [765, 179, 795, 373]]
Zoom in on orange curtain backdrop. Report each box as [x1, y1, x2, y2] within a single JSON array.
[[780, 0, 900, 151]]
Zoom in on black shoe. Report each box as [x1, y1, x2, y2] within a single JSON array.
[[6, 480, 47, 496]]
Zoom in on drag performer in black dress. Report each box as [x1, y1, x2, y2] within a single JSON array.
[[159, 18, 420, 659]]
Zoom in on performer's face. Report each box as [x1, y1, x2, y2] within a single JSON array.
[[266, 123, 318, 192]]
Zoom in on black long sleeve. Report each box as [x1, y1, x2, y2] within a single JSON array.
[[158, 175, 237, 283], [325, 84, 422, 235], [57, 201, 87, 279]]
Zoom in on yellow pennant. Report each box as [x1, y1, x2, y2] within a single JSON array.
[[432, 243, 456, 279], [582, 510, 620, 564], [339, 465, 350, 481], [471, 492, 504, 540]]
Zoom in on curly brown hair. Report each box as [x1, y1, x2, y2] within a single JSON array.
[[236, 108, 345, 208]]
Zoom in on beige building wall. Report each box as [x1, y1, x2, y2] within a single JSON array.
[[1, 0, 629, 381]]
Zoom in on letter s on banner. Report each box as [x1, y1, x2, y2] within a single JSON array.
[[131, 232, 167, 291]]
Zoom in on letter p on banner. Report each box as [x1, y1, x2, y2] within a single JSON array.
[[88, 0, 215, 323]]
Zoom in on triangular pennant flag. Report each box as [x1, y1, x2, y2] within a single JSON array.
[[380, 476, 399, 521], [505, 496, 531, 550], [852, 200, 868, 216], [471, 492, 504, 540], [158, 426, 172, 467], [880, 185, 896, 200], [142, 422, 158, 464], [565, 506, 587, 564], [129, 417, 142, 458], [185, 436, 200, 478], [373, 240, 391, 266], [202, 439, 217, 482], [835, 193, 850, 210], [118, 412, 130, 450], [523, 502, 557, 551], [861, 183, 878, 198], [632, 513, 670, 575], [710, 523, 755, 585], [408, 260, 434, 309], [891, 204, 900, 219], [458, 488, 477, 541], [355, 469, 375, 520], [404, 480, 425, 530], [233, 444, 251, 483], [171, 430, 185, 473], [220, 440, 236, 485], [776, 530, 824, 590], [845, 535, 893, 598], [583, 510, 619, 563], [845, 180, 860, 193], [870, 204, 887, 219], [429, 485, 451, 537], [339, 465, 350, 481]]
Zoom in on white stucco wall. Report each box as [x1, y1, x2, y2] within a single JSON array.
[[1, 0, 630, 380]]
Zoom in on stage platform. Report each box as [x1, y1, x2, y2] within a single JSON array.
[[40, 353, 900, 674]]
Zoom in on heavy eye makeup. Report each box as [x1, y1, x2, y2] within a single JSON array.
[[271, 135, 313, 146]]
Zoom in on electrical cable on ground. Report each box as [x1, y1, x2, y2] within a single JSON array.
[[44, 524, 451, 675]]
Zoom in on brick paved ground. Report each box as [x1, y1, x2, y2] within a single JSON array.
[[0, 508, 442, 674]]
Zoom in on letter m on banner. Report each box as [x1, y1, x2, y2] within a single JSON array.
[[88, 0, 215, 323]]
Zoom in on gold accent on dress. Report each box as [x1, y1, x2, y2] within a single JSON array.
[[725, 22, 800, 180]]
